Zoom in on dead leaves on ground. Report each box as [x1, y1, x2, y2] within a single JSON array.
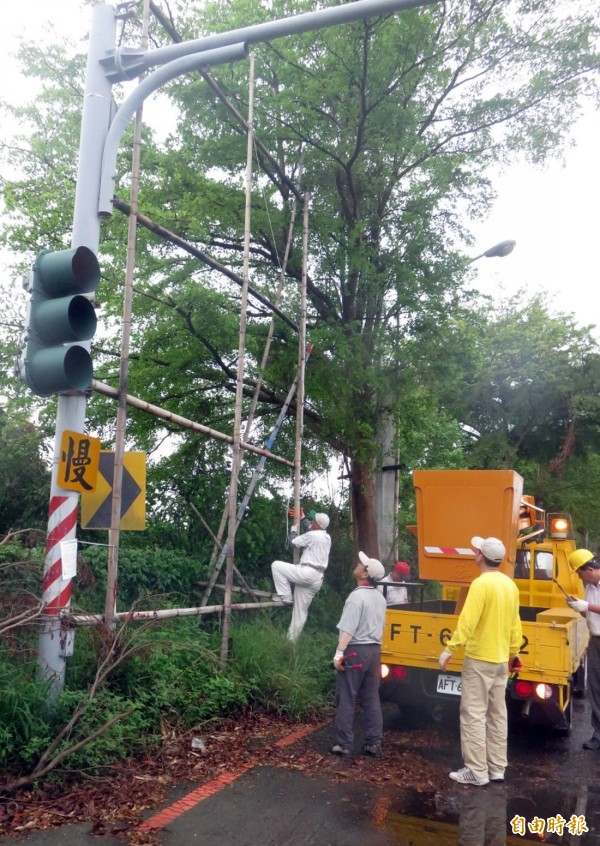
[[0, 712, 450, 843]]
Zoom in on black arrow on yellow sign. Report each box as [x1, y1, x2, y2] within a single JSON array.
[[80, 452, 146, 531]]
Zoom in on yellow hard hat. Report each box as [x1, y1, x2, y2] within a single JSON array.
[[569, 548, 595, 571]]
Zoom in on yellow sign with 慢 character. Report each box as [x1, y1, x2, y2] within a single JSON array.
[[80, 451, 146, 531], [58, 430, 101, 492]]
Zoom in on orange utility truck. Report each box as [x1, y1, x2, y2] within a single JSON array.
[[379, 469, 588, 730]]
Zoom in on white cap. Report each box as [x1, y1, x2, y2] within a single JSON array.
[[358, 551, 385, 581], [471, 536, 506, 564], [315, 512, 329, 529]]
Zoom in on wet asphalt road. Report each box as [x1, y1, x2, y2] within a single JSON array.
[[2, 697, 600, 845]]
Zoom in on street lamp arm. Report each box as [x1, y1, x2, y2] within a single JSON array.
[[468, 239, 516, 264]]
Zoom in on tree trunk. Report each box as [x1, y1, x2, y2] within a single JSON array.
[[351, 457, 379, 559]]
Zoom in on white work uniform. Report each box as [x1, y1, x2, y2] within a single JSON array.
[[378, 576, 408, 606], [271, 528, 331, 642]]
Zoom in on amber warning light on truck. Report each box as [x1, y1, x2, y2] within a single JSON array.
[[550, 516, 570, 539]]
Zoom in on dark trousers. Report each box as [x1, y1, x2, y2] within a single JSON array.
[[588, 636, 600, 739], [332, 643, 382, 749]]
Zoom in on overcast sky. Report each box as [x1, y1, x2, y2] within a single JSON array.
[[467, 104, 600, 337], [1, 0, 598, 337]]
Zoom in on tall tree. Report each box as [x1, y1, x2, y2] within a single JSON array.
[[1, 1, 598, 557], [0, 407, 51, 534], [434, 295, 600, 475]]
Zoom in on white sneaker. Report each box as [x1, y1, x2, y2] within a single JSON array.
[[489, 770, 505, 782], [449, 767, 489, 786]]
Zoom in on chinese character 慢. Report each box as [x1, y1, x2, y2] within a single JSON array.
[[61, 436, 94, 491]]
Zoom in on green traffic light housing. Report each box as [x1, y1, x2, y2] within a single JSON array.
[[18, 246, 101, 396]]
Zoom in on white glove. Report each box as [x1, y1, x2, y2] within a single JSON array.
[[439, 650, 452, 671], [290, 524, 299, 534], [333, 649, 345, 671], [568, 598, 589, 613]]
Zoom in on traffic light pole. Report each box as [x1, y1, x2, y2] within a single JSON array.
[[38, 6, 116, 696]]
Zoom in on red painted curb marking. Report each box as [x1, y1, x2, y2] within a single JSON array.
[[137, 720, 329, 832]]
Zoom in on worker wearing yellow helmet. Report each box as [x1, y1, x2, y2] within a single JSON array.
[[568, 548, 600, 750]]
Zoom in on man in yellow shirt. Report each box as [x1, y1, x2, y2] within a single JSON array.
[[438, 536, 523, 786]]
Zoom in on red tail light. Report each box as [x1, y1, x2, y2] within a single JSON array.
[[514, 680, 533, 698], [380, 664, 408, 681], [390, 665, 408, 681]]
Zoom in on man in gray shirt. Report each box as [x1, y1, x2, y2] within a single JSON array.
[[331, 552, 387, 758]]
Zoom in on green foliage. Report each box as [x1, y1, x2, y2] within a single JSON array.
[[112, 621, 250, 727], [2, 0, 599, 550], [229, 618, 334, 718], [0, 658, 52, 769], [49, 688, 153, 773], [76, 544, 205, 613], [0, 408, 51, 533], [0, 537, 44, 596], [2, 5, 600, 783], [0, 611, 339, 779], [433, 295, 600, 473]]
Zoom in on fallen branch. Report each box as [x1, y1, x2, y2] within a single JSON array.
[[2, 707, 136, 793]]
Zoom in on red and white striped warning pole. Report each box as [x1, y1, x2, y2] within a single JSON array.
[[38, 488, 79, 696], [39, 378, 98, 693], [39, 395, 86, 695], [42, 495, 78, 612]]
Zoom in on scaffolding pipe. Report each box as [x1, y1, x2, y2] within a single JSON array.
[[200, 153, 305, 606], [292, 193, 309, 562], [65, 600, 284, 626], [91, 379, 294, 467], [220, 53, 256, 667], [105, 0, 151, 629]]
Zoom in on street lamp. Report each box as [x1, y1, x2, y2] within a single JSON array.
[[468, 239, 516, 264]]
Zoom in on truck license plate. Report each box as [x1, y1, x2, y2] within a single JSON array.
[[437, 674, 462, 696]]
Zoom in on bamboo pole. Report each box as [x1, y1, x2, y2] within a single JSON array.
[[200, 157, 305, 606], [220, 53, 256, 668], [91, 380, 294, 467], [105, 0, 150, 628], [292, 193, 309, 562], [244, 149, 305, 435], [66, 600, 283, 626], [186, 498, 260, 603]]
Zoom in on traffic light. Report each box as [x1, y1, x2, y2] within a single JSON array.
[[16, 246, 100, 396]]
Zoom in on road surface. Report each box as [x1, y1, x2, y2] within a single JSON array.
[[2, 698, 599, 844]]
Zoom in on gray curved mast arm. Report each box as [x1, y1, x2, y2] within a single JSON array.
[[98, 42, 248, 216]]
